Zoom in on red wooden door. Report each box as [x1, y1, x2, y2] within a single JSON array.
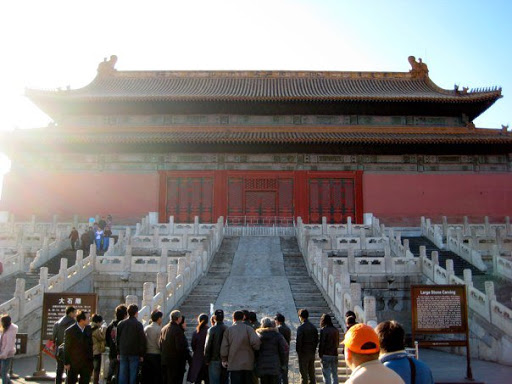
[[309, 178, 355, 224], [166, 177, 213, 222]]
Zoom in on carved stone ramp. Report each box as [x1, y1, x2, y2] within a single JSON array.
[[280, 236, 349, 383], [177, 236, 239, 339]]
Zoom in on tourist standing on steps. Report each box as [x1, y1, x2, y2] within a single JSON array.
[[91, 314, 106, 384], [220, 310, 261, 384], [69, 227, 79, 251], [255, 317, 288, 384], [342, 323, 404, 384], [81, 231, 91, 254], [87, 227, 95, 251], [53, 306, 77, 384], [345, 311, 358, 332], [187, 313, 209, 384], [0, 314, 18, 384], [143, 310, 163, 384], [105, 305, 128, 384], [274, 313, 291, 384], [376, 321, 433, 384], [117, 304, 146, 384], [204, 309, 228, 384], [248, 312, 259, 330], [160, 310, 191, 384], [103, 226, 113, 251], [318, 314, 339, 384], [64, 311, 94, 384], [95, 227, 104, 253], [296, 309, 318, 384]]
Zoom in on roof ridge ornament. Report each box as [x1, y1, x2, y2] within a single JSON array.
[[97, 55, 118, 76], [408, 56, 429, 79]]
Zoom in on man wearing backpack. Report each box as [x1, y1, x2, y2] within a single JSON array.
[[53, 306, 76, 384], [105, 305, 128, 384]]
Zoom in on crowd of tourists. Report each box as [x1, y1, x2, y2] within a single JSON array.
[[35, 304, 435, 384], [68, 215, 113, 254]]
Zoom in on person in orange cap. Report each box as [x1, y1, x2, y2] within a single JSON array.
[[342, 323, 404, 384]]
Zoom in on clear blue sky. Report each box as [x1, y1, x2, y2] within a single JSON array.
[[0, 0, 511, 182]]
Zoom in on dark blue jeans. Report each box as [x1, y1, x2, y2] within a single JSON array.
[[208, 361, 227, 384], [1, 358, 12, 384], [119, 355, 139, 384], [321, 355, 338, 384]]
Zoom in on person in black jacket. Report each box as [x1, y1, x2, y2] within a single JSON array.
[[204, 309, 228, 384], [255, 318, 288, 384], [274, 313, 291, 384], [64, 311, 93, 384], [105, 304, 127, 384], [117, 304, 146, 384], [318, 314, 339, 384], [296, 309, 318, 384], [52, 306, 76, 384], [159, 310, 191, 384]]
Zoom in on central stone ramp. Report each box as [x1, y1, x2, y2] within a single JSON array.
[[178, 236, 239, 338]]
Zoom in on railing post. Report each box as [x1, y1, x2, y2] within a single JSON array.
[[14, 278, 26, 319], [142, 282, 155, 309]]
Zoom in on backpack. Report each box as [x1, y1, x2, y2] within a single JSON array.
[[108, 322, 118, 355]]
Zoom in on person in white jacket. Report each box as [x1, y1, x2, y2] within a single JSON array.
[[0, 314, 18, 384]]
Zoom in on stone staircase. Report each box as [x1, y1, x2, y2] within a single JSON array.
[[405, 236, 512, 309], [280, 237, 350, 383], [0, 248, 77, 305], [177, 236, 239, 340]]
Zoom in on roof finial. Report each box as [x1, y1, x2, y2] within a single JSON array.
[[408, 56, 429, 79], [97, 55, 118, 76]]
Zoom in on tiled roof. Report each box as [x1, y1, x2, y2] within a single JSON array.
[[6, 127, 512, 146], [27, 71, 501, 104]]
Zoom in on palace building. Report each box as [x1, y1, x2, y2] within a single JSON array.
[[1, 56, 511, 225]]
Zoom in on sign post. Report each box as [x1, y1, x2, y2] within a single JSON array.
[[26, 292, 97, 381], [411, 284, 473, 380]]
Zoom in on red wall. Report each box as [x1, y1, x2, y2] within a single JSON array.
[[0, 171, 159, 223], [363, 173, 512, 226]]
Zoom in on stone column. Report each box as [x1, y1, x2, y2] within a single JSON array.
[[485, 281, 496, 302], [445, 259, 454, 281], [360, 230, 366, 251], [431, 251, 439, 266], [463, 269, 473, 288], [363, 296, 377, 324], [350, 283, 362, 307], [123, 245, 131, 273], [135, 223, 141, 236], [442, 216, 448, 237], [142, 282, 155, 309], [125, 295, 138, 307], [153, 227, 160, 248], [403, 239, 410, 254], [177, 258, 187, 276], [167, 262, 177, 284], [347, 248, 355, 274], [463, 216, 470, 236], [17, 245, 25, 270], [322, 217, 328, 236], [506, 216, 511, 236], [194, 216, 200, 235], [484, 216, 490, 237], [491, 245, 499, 275], [169, 216, 174, 235], [14, 278, 26, 318], [347, 217, 352, 236]]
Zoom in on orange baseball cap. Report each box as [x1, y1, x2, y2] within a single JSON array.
[[341, 323, 380, 354]]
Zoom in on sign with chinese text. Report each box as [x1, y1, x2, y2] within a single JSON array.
[[41, 292, 97, 343]]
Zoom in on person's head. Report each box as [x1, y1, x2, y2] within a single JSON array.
[[0, 315, 11, 333], [151, 310, 163, 325], [375, 320, 405, 354], [127, 304, 138, 318], [115, 304, 128, 322], [345, 310, 356, 319], [242, 310, 250, 321], [170, 310, 182, 324], [233, 310, 244, 322], [298, 309, 309, 322], [248, 312, 257, 324], [66, 306, 77, 318], [274, 313, 285, 325], [210, 315, 216, 326], [345, 315, 357, 330], [260, 317, 275, 329], [214, 309, 224, 323], [320, 313, 333, 328], [91, 314, 103, 324], [76, 311, 90, 327], [196, 313, 209, 333], [342, 323, 380, 370], [72, 227, 76, 230]]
